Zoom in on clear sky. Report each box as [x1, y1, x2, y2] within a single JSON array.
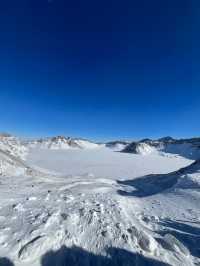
[[0, 0, 199, 141]]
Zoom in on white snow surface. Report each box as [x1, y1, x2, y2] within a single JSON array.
[[140, 142, 200, 160], [0, 138, 200, 266], [0, 136, 28, 160], [27, 147, 190, 179]]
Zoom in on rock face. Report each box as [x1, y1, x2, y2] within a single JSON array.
[[122, 142, 138, 153]]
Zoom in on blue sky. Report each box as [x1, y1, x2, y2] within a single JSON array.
[[0, 0, 199, 141]]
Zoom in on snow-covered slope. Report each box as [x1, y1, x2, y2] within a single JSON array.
[[0, 135, 29, 176], [118, 160, 200, 196], [73, 139, 100, 149], [0, 151, 26, 176], [123, 137, 200, 159], [0, 135, 200, 266], [0, 135, 28, 160]]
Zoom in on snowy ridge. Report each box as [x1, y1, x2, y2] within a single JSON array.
[[26, 136, 99, 150], [122, 137, 200, 159]]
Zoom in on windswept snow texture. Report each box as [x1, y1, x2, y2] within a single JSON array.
[[0, 135, 200, 266]]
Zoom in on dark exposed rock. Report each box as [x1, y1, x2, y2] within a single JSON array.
[[122, 142, 138, 153], [106, 141, 129, 148]]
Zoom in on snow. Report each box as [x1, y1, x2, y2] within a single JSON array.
[[26, 137, 100, 151], [123, 139, 200, 160], [0, 136, 28, 160], [163, 143, 200, 160], [26, 147, 191, 178], [73, 139, 100, 149], [0, 137, 200, 266]]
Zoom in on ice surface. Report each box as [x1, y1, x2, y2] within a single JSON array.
[[26, 147, 191, 179]]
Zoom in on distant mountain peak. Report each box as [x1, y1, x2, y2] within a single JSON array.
[[158, 136, 174, 142]]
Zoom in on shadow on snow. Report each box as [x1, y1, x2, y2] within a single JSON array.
[[156, 219, 200, 258], [0, 258, 14, 266], [117, 160, 200, 197], [0, 246, 171, 266], [117, 171, 179, 197]]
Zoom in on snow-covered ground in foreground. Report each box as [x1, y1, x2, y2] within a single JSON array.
[[0, 143, 200, 266]]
